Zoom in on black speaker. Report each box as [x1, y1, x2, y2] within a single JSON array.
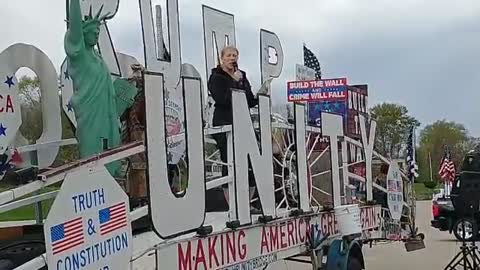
[[451, 171, 480, 217]]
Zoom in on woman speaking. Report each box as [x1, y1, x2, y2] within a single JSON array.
[[208, 45, 258, 210]]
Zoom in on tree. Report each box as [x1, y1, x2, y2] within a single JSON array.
[[17, 75, 78, 166], [370, 103, 420, 158], [417, 120, 469, 182], [54, 111, 79, 166], [18, 75, 43, 143]]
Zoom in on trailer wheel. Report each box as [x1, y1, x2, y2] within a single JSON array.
[[347, 256, 363, 270]]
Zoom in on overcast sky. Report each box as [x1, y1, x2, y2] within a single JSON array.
[[3, 0, 480, 136]]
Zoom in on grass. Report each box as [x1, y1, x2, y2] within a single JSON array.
[[0, 183, 58, 222], [414, 182, 439, 201], [0, 199, 54, 221]]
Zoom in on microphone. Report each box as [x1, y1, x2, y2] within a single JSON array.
[[232, 62, 243, 87]]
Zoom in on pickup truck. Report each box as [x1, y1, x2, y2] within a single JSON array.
[[431, 192, 477, 241]]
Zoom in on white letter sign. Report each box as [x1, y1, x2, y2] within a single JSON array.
[[321, 112, 344, 207], [260, 29, 283, 85], [294, 102, 310, 211], [139, 0, 181, 88], [0, 43, 61, 168], [359, 114, 376, 201], [232, 92, 275, 224], [145, 71, 205, 238], [202, 5, 235, 79]]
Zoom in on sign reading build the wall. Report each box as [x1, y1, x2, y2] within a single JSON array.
[[288, 77, 348, 152], [346, 85, 368, 139], [287, 78, 347, 102], [346, 85, 369, 178]]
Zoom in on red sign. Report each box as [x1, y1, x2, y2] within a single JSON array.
[[287, 78, 348, 102], [346, 85, 368, 139]]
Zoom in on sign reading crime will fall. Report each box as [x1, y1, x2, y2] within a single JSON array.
[[287, 78, 347, 102]]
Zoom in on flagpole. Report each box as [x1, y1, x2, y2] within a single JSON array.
[[412, 127, 416, 184], [445, 145, 449, 196], [441, 144, 451, 196], [429, 151, 433, 182]]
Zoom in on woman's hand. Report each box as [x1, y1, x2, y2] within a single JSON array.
[[233, 70, 243, 81]]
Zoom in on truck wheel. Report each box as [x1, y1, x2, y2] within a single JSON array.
[[347, 257, 363, 270], [0, 241, 45, 267], [453, 218, 477, 241]]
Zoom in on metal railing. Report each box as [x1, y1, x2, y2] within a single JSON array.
[[2, 121, 416, 270], [0, 122, 410, 225]]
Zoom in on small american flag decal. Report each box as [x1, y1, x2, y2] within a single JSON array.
[[50, 217, 84, 255], [98, 202, 127, 235]]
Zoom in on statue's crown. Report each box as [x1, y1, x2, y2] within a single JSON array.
[[81, 5, 107, 31]]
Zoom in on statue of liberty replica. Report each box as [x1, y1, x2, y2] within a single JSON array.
[[64, 0, 135, 176]]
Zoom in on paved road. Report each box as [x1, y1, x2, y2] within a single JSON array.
[[279, 200, 466, 270], [363, 200, 461, 270]]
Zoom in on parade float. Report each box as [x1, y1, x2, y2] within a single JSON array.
[[0, 0, 424, 269]]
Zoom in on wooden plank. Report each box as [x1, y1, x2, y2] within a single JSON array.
[[0, 226, 23, 241]]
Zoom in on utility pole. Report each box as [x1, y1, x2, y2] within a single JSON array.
[[429, 151, 433, 182]]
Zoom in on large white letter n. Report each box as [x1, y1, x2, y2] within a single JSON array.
[[232, 91, 275, 225]]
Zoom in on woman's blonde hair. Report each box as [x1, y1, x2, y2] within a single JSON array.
[[220, 45, 239, 58]]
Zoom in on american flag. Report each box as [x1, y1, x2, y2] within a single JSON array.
[[438, 146, 456, 182], [303, 44, 322, 80], [405, 127, 419, 181], [98, 202, 127, 235], [50, 217, 84, 255]]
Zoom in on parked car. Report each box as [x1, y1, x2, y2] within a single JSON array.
[[431, 193, 478, 241]]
